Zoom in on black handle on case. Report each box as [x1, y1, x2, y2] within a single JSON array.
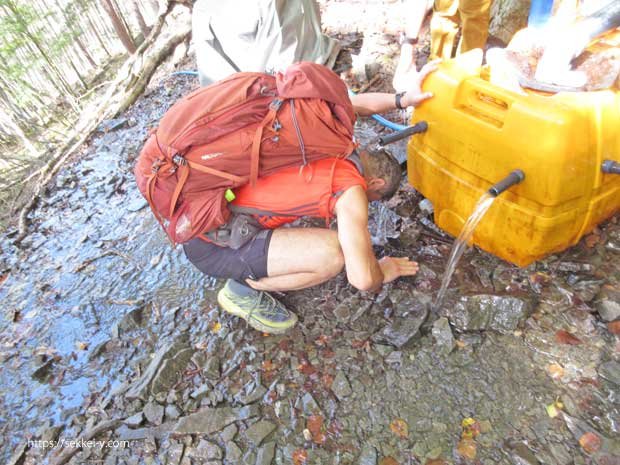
[[378, 121, 428, 146]]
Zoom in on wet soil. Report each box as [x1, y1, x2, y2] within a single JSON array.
[[1, 2, 619, 465]]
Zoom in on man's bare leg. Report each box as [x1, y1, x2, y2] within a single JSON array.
[[246, 227, 345, 292]]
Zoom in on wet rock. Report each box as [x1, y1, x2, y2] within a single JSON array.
[[358, 444, 377, 465], [432, 317, 455, 355], [115, 422, 175, 441], [204, 356, 221, 380], [98, 117, 128, 132], [595, 286, 620, 322], [504, 440, 541, 465], [332, 371, 353, 400], [164, 439, 185, 465], [191, 384, 211, 401], [187, 439, 223, 460], [599, 361, 620, 386], [245, 420, 276, 446], [235, 381, 267, 405], [226, 442, 243, 461], [6, 442, 27, 465], [124, 412, 144, 428], [150, 347, 195, 396], [165, 404, 181, 421], [446, 294, 533, 333], [334, 301, 353, 321], [372, 291, 429, 348], [112, 304, 148, 336], [255, 442, 276, 465], [174, 405, 258, 435], [31, 359, 55, 382], [127, 197, 148, 212], [384, 351, 402, 365], [220, 423, 238, 442], [126, 336, 191, 400], [143, 401, 164, 426], [547, 443, 572, 465], [299, 393, 321, 416]]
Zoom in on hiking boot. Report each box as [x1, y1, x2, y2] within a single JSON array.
[[217, 279, 298, 334]]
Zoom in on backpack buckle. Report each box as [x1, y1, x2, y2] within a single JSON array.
[[269, 99, 283, 111], [272, 119, 282, 131], [172, 154, 187, 166], [151, 159, 163, 174]]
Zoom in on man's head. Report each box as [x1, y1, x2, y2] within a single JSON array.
[[359, 145, 402, 201]]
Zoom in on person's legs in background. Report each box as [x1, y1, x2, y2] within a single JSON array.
[[457, 0, 492, 54]]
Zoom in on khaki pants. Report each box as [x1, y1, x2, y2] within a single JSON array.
[[430, 0, 492, 59]]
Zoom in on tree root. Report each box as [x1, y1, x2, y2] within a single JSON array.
[[48, 418, 122, 465], [13, 1, 191, 246]]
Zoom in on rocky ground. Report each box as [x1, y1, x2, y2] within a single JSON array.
[[1, 2, 619, 465]]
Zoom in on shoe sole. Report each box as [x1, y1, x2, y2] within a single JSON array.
[[217, 291, 296, 335]]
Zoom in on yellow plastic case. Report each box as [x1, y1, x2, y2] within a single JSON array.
[[407, 56, 620, 266]]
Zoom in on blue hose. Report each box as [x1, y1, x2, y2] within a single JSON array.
[[171, 71, 199, 77], [172, 70, 407, 130], [370, 114, 408, 131]]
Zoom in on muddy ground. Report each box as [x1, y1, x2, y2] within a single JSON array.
[[1, 2, 619, 465]]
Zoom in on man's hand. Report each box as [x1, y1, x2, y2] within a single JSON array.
[[379, 257, 419, 284], [401, 59, 441, 108]]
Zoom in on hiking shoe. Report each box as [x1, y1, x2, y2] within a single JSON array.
[[217, 279, 298, 334]]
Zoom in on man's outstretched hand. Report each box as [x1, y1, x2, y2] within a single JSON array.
[[379, 256, 419, 284], [401, 59, 441, 108]]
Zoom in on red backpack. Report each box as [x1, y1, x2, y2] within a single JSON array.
[[134, 62, 357, 243]]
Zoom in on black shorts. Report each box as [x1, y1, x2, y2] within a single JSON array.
[[183, 229, 273, 282]]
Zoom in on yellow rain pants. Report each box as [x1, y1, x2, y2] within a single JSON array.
[[430, 0, 492, 59]]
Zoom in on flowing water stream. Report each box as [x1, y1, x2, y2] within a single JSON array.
[[434, 192, 496, 309]]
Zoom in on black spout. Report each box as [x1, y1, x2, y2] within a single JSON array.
[[378, 121, 428, 146], [602, 160, 620, 174], [488, 170, 525, 197]]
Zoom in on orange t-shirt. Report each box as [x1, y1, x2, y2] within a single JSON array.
[[231, 158, 367, 228]]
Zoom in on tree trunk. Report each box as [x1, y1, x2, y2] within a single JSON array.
[[131, 0, 151, 38], [100, 0, 137, 54], [0, 106, 40, 159], [85, 8, 113, 57]]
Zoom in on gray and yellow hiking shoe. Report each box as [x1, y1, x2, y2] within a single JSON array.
[[217, 279, 298, 334]]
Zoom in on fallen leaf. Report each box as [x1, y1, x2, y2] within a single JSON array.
[[584, 233, 600, 248], [608, 321, 620, 335], [547, 363, 564, 380], [321, 373, 334, 389], [315, 335, 329, 346], [297, 361, 317, 376], [75, 341, 89, 351], [292, 449, 308, 465], [389, 418, 409, 439], [379, 457, 399, 465], [555, 330, 582, 345], [307, 414, 326, 444], [456, 439, 477, 460], [461, 417, 481, 439], [209, 321, 222, 333], [0, 272, 9, 287], [261, 360, 275, 371], [546, 403, 559, 418], [579, 432, 602, 454], [425, 459, 447, 465]]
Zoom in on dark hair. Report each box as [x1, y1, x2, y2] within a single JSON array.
[[363, 144, 402, 200]]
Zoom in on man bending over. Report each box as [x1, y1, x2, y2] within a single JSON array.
[[183, 62, 438, 334]]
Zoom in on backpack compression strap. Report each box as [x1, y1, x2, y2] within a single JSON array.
[[250, 99, 283, 187]]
